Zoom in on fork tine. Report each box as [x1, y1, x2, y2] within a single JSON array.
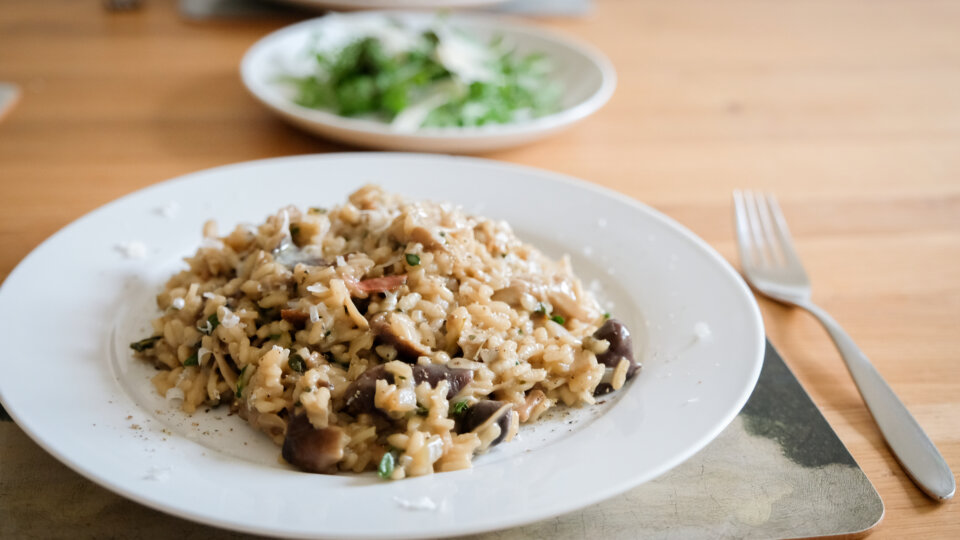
[[732, 190, 756, 268], [762, 193, 804, 267], [754, 191, 785, 266], [743, 190, 772, 267]]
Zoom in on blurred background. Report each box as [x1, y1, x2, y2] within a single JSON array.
[[1, 1, 958, 538]]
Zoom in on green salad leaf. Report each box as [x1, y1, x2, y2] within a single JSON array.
[[282, 21, 561, 129]]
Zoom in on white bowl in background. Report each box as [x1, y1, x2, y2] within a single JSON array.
[[240, 12, 616, 153]]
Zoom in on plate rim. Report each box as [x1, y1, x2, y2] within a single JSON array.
[[0, 153, 764, 539], [239, 12, 617, 143]]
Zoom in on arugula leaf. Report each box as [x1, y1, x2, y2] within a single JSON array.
[[281, 26, 560, 129]]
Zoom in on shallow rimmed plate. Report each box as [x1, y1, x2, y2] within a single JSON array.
[[241, 13, 616, 153], [0, 154, 763, 539]]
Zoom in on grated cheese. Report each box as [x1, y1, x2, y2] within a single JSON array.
[[221, 309, 240, 329], [392, 496, 438, 512], [143, 466, 172, 481], [197, 347, 211, 367], [200, 238, 223, 250], [693, 322, 712, 342], [155, 202, 180, 219], [115, 241, 147, 260], [306, 283, 327, 294]]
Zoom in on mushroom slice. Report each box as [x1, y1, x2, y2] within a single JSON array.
[[458, 400, 514, 450], [281, 414, 349, 473], [370, 312, 430, 362], [343, 364, 473, 416], [546, 280, 592, 322], [592, 318, 640, 395], [352, 274, 408, 296]]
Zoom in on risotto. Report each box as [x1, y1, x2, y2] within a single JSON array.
[[131, 185, 639, 479]]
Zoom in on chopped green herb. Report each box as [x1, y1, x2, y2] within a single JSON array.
[[517, 329, 523, 335], [290, 224, 301, 236], [308, 207, 327, 215], [405, 253, 420, 266], [198, 313, 219, 335], [236, 365, 251, 398], [451, 400, 469, 416], [515, 360, 520, 366], [550, 315, 565, 325], [534, 303, 547, 315], [129, 336, 161, 352], [439, 231, 446, 237], [603, 312, 611, 319], [500, 253, 508, 258], [468, 334, 477, 340], [183, 353, 199, 366], [378, 450, 396, 480], [288, 354, 306, 373]]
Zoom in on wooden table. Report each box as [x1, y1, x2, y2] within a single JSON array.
[[1, 0, 957, 537]]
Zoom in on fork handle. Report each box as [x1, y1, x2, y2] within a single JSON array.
[[802, 301, 955, 500]]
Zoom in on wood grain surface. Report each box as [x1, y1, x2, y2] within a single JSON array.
[[1, 0, 957, 538]]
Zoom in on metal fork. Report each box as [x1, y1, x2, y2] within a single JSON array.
[[733, 190, 955, 501]]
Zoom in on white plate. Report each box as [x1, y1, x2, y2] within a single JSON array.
[[0, 154, 763, 539], [271, 0, 508, 11], [240, 13, 616, 153]]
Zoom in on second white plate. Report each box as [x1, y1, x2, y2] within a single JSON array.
[[0, 154, 763, 539], [241, 13, 616, 153]]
